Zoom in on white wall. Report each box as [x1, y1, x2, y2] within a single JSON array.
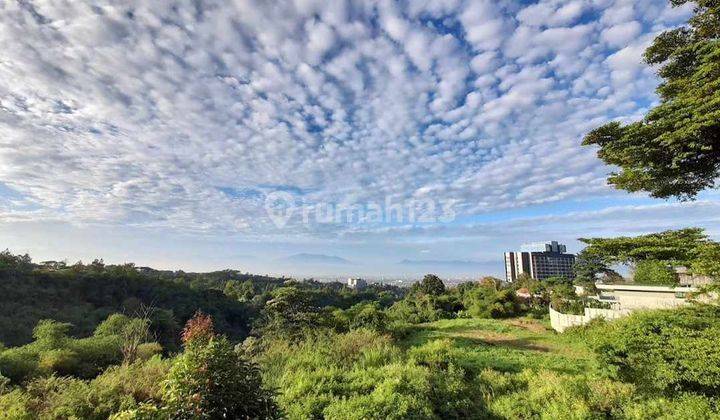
[[549, 305, 630, 333]]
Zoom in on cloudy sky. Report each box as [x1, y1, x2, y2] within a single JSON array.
[[1, 0, 718, 278]]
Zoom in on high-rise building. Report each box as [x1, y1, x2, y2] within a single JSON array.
[[504, 241, 575, 282], [347, 278, 367, 289]]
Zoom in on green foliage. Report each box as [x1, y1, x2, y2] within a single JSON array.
[[0, 314, 157, 383], [622, 393, 720, 419], [488, 369, 636, 419], [0, 258, 253, 348], [0, 357, 170, 420], [633, 260, 679, 285], [412, 274, 446, 296], [223, 279, 255, 301], [333, 302, 389, 332], [258, 329, 485, 419], [257, 286, 334, 339], [461, 284, 523, 318], [0, 250, 33, 277], [582, 1, 720, 199], [591, 304, 720, 396], [388, 293, 455, 324], [579, 228, 708, 266], [691, 242, 720, 279], [163, 335, 279, 419], [573, 252, 621, 283], [0, 251, 404, 349]]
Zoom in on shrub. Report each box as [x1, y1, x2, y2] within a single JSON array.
[[591, 304, 720, 396], [487, 370, 634, 419], [162, 314, 279, 419], [0, 348, 38, 383], [463, 287, 523, 318], [622, 393, 720, 419], [37, 349, 79, 376]]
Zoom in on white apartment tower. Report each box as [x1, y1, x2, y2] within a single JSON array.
[[504, 241, 575, 282]]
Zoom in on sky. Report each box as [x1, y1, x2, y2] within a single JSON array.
[[1, 0, 718, 278]]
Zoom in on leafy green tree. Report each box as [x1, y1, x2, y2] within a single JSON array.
[[0, 250, 32, 276], [582, 0, 720, 199], [691, 242, 720, 279], [413, 274, 446, 296], [579, 228, 708, 266], [573, 253, 620, 284], [632, 260, 679, 285], [224, 280, 255, 301], [258, 287, 331, 339], [162, 313, 279, 419]]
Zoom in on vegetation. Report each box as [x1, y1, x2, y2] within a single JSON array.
[[0, 250, 403, 349], [582, 0, 720, 199], [589, 304, 720, 397], [577, 228, 720, 283], [0, 249, 719, 418], [632, 260, 679, 286]]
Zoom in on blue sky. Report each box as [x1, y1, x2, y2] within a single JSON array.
[[1, 0, 718, 278]]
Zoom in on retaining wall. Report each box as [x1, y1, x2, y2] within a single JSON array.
[[549, 305, 631, 332]]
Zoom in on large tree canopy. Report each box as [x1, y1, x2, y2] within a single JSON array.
[[578, 228, 709, 265], [583, 0, 720, 199]]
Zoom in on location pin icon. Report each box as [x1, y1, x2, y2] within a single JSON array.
[[264, 191, 295, 228]]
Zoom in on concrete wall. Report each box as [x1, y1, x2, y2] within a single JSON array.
[[608, 290, 688, 310], [549, 305, 630, 333]]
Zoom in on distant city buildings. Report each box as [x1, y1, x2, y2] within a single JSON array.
[[347, 278, 367, 289], [504, 241, 575, 282]]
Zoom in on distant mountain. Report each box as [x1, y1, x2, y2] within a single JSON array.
[[281, 253, 354, 265]]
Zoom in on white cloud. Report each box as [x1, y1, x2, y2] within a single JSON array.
[[601, 21, 643, 48], [0, 0, 702, 246]]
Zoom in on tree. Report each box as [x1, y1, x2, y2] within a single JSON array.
[[162, 313, 279, 419], [258, 287, 330, 339], [414, 274, 446, 296], [633, 260, 679, 285], [582, 0, 720, 199], [573, 252, 621, 284], [578, 228, 708, 266], [691, 242, 720, 279]]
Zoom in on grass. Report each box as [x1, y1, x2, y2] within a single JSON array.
[[402, 317, 596, 375]]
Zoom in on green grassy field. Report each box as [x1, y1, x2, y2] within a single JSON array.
[[403, 317, 596, 375]]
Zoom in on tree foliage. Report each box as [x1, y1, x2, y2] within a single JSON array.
[[162, 314, 279, 419], [582, 0, 720, 199], [412, 274, 446, 296], [632, 260, 679, 285], [578, 228, 709, 265]]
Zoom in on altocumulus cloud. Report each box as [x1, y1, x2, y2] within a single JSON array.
[[0, 0, 695, 237]]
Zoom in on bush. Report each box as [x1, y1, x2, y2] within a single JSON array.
[[0, 348, 38, 383], [388, 294, 453, 324], [0, 314, 156, 384], [162, 314, 279, 419], [487, 370, 634, 419], [591, 304, 720, 396], [622, 393, 720, 419], [463, 286, 523, 318]]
